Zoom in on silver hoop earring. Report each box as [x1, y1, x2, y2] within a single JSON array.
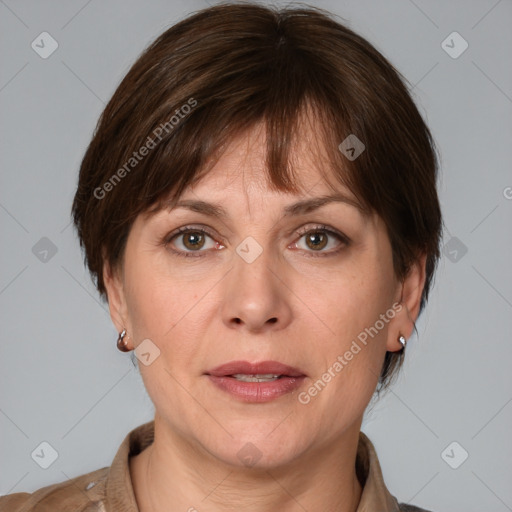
[[398, 334, 407, 350]]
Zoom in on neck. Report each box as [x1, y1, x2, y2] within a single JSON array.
[[130, 418, 363, 512]]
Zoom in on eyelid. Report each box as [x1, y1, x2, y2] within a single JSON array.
[[164, 224, 221, 244], [289, 223, 350, 257], [293, 223, 350, 243]]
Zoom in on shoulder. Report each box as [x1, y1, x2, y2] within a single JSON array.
[[399, 503, 434, 512], [0, 466, 109, 512]]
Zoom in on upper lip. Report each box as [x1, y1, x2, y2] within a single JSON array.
[[206, 360, 306, 377]]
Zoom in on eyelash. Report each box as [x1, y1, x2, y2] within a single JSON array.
[[163, 224, 350, 259]]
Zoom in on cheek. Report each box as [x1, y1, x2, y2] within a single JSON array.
[[122, 266, 209, 415], [124, 272, 171, 338], [301, 246, 393, 395], [304, 253, 393, 342], [123, 255, 215, 366]]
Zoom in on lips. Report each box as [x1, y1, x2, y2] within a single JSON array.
[[206, 360, 306, 378], [205, 360, 306, 403]]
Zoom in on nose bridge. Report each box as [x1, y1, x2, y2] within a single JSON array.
[[235, 237, 275, 290], [221, 234, 292, 332], [232, 235, 278, 301]]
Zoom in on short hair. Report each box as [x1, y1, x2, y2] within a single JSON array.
[[72, 2, 443, 391]]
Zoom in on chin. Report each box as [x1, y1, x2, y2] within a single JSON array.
[[204, 429, 307, 470]]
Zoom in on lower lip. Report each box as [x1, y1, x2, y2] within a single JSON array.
[[207, 375, 306, 403]]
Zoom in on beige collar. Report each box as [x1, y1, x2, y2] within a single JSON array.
[[105, 420, 400, 511]]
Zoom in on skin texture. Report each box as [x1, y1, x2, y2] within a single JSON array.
[[104, 121, 426, 512]]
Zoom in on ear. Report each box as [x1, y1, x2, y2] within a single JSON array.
[[103, 260, 130, 340], [386, 253, 427, 352]]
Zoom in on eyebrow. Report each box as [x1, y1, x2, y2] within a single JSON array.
[[170, 193, 368, 219]]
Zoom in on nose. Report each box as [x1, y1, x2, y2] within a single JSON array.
[[221, 245, 293, 334]]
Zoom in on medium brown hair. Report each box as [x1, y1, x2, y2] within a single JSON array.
[[72, 2, 443, 391]]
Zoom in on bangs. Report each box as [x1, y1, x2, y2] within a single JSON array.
[[144, 97, 366, 217]]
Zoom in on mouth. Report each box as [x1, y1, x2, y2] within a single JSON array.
[[229, 374, 283, 382], [206, 360, 306, 378], [205, 360, 307, 403]]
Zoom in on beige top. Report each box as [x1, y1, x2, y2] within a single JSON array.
[[0, 420, 431, 512]]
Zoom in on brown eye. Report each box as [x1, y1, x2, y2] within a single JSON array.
[[182, 231, 206, 250], [305, 231, 328, 250], [165, 226, 222, 258], [293, 225, 349, 257]]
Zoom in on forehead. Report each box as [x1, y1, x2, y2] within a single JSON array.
[[160, 122, 374, 228], [188, 120, 350, 200]]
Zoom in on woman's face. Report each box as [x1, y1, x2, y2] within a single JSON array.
[[105, 122, 424, 468]]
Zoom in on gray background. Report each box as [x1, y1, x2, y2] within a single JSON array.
[[1, 0, 511, 510]]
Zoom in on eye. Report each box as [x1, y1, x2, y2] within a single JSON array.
[[163, 224, 349, 259], [164, 226, 224, 258], [291, 224, 349, 257]]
